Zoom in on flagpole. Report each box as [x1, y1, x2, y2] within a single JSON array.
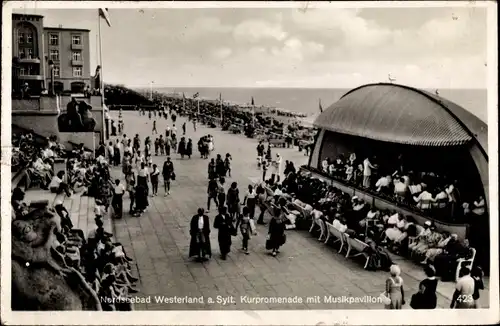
[[252, 106, 255, 128], [98, 13, 106, 143], [219, 94, 223, 125], [197, 98, 200, 115]]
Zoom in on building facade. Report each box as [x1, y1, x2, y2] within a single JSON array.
[[12, 14, 45, 93], [43, 27, 91, 93], [12, 13, 91, 95]]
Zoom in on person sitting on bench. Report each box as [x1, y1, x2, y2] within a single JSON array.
[[49, 170, 72, 197]]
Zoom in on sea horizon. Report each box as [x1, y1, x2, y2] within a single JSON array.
[[131, 86, 488, 123]]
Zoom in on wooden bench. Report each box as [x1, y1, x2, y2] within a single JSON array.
[[289, 202, 311, 221], [344, 234, 370, 269], [269, 138, 286, 148], [324, 222, 347, 254], [309, 215, 326, 241]]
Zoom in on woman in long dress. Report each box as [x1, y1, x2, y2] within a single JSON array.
[[385, 264, 405, 309], [189, 208, 212, 261], [186, 139, 193, 159], [178, 137, 186, 159], [226, 182, 240, 220], [267, 208, 286, 257], [213, 206, 234, 260]]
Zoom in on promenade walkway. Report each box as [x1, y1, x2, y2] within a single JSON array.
[[108, 110, 489, 310]]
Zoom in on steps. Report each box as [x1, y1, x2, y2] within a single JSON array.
[[69, 194, 113, 240]]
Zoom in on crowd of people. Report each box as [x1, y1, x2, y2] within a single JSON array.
[[12, 100, 486, 311], [254, 168, 483, 309], [11, 132, 67, 189], [106, 108, 289, 261], [10, 130, 139, 310], [319, 154, 486, 223], [118, 105, 485, 309], [143, 96, 317, 148]]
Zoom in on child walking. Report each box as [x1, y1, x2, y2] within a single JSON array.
[[235, 207, 256, 254]]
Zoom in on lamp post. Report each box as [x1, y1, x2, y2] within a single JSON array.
[[150, 81, 154, 101], [48, 60, 54, 96]]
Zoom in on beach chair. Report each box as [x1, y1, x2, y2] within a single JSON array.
[[344, 234, 370, 269], [324, 222, 347, 253], [455, 248, 476, 282]]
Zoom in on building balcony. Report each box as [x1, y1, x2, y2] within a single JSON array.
[[71, 43, 83, 50], [19, 74, 44, 81], [19, 57, 41, 64], [72, 60, 84, 66]]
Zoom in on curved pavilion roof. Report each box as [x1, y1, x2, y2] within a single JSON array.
[[314, 83, 488, 158]]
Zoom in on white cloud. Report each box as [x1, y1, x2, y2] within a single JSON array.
[[233, 19, 288, 42], [290, 9, 393, 47], [212, 47, 233, 59], [181, 17, 232, 40]]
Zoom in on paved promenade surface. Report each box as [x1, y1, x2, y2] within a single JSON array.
[[109, 111, 489, 310]]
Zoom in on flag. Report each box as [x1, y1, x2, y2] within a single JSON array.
[[193, 92, 199, 99], [251, 96, 255, 106], [319, 99, 323, 113], [99, 8, 111, 27]]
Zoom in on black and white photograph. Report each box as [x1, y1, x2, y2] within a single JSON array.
[[1, 1, 498, 325]]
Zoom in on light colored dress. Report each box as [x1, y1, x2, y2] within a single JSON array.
[[386, 276, 403, 309]]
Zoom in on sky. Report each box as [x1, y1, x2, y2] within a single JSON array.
[[11, 3, 489, 89]]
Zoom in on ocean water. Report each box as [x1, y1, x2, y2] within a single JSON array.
[[155, 87, 488, 123]]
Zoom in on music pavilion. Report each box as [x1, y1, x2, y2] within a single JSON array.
[[305, 83, 489, 266]]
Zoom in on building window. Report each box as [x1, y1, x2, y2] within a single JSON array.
[[18, 32, 25, 43], [19, 48, 26, 59], [26, 33, 33, 44], [72, 51, 81, 61], [50, 49, 59, 61], [27, 48, 34, 59], [73, 67, 82, 77], [49, 34, 59, 46], [72, 35, 82, 45], [53, 66, 60, 77], [20, 67, 26, 75]]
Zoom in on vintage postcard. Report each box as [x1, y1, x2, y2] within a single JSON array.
[[1, 1, 498, 325]]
